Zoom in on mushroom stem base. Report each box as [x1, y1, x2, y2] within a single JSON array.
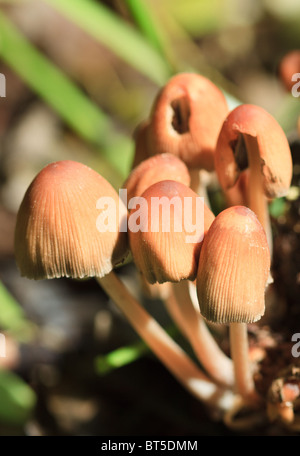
[[97, 271, 234, 410], [229, 322, 255, 399], [167, 281, 234, 387]]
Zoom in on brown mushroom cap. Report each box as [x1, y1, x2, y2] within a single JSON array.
[[123, 153, 191, 204], [129, 180, 215, 284], [14, 160, 128, 280], [214, 104, 293, 198], [197, 206, 270, 324], [278, 50, 300, 93], [147, 73, 229, 171]]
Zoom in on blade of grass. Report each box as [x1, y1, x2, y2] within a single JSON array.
[[0, 12, 133, 177], [0, 370, 36, 425], [95, 339, 149, 375], [0, 281, 35, 341], [44, 0, 172, 85], [125, 0, 242, 109], [125, 0, 177, 71], [164, 0, 226, 37], [95, 326, 178, 375], [0, 12, 108, 144], [125, 0, 165, 53]]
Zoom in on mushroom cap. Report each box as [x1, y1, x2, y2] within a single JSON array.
[[278, 50, 300, 92], [214, 104, 293, 198], [123, 153, 191, 203], [147, 73, 229, 170], [197, 206, 270, 324], [129, 180, 215, 284], [14, 160, 128, 280]]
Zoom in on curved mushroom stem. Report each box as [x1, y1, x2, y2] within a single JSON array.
[[244, 134, 273, 256], [139, 271, 171, 300], [189, 169, 212, 210], [165, 280, 234, 387], [229, 323, 256, 399], [97, 271, 234, 410], [224, 395, 267, 430]]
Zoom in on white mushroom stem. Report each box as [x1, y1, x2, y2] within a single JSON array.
[[97, 271, 234, 410], [189, 169, 212, 210], [244, 134, 273, 256], [229, 322, 255, 398], [165, 280, 234, 387]]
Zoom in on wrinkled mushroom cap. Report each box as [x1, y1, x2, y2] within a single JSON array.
[[14, 160, 128, 280], [214, 104, 292, 198], [147, 73, 229, 170], [197, 206, 270, 324], [129, 180, 215, 284], [123, 153, 191, 203]]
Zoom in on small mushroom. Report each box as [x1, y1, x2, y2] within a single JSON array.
[[140, 73, 229, 206], [14, 160, 227, 406], [129, 179, 214, 284], [197, 206, 271, 399], [267, 363, 300, 431], [147, 73, 229, 171], [278, 50, 300, 138], [123, 152, 190, 299], [123, 153, 191, 204], [278, 49, 300, 94], [214, 104, 293, 252], [129, 179, 235, 387]]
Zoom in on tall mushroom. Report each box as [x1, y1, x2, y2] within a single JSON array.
[[14, 160, 230, 407], [197, 206, 271, 399], [129, 179, 235, 386], [123, 152, 190, 299], [214, 104, 293, 253]]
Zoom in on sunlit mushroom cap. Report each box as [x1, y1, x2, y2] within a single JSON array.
[[197, 206, 270, 324], [147, 73, 229, 170], [214, 104, 293, 198], [14, 160, 128, 280], [129, 180, 215, 284], [123, 153, 191, 203]]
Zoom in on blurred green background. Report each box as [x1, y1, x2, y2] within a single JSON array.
[[0, 0, 299, 436]]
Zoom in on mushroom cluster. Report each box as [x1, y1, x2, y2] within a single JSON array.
[[14, 72, 294, 431]]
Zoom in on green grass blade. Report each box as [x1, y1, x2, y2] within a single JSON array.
[[125, 0, 179, 72], [0, 281, 35, 341], [0, 12, 109, 144], [165, 0, 226, 37], [0, 12, 133, 177], [0, 370, 36, 425], [44, 0, 172, 85], [125, 0, 167, 55], [95, 326, 178, 374], [95, 339, 149, 374]]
